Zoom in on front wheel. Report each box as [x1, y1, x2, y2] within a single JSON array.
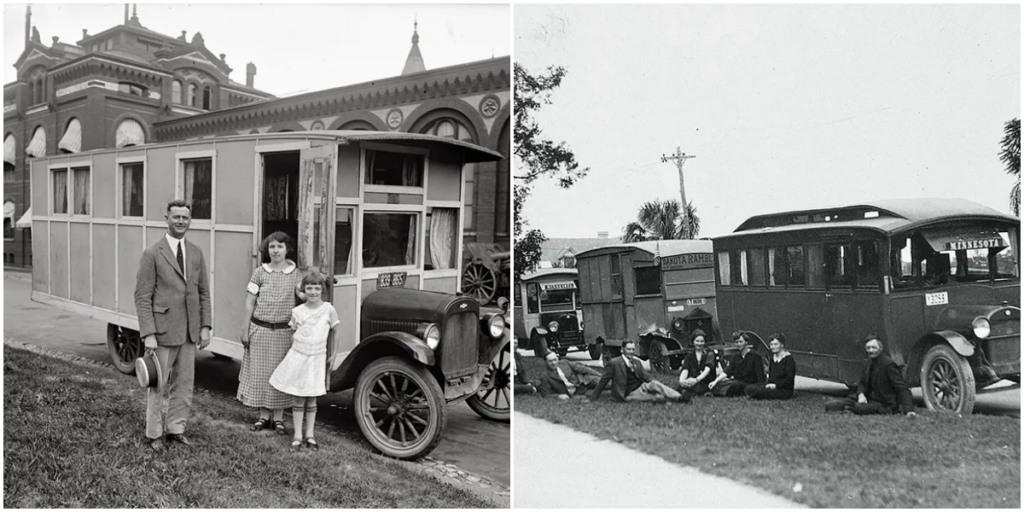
[[649, 340, 669, 374], [353, 356, 447, 460], [106, 324, 142, 375], [467, 342, 510, 422], [920, 344, 976, 414]]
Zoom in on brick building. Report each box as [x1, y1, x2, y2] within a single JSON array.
[[3, 6, 510, 269]]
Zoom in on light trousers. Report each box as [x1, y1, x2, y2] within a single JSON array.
[[625, 380, 683, 402], [146, 342, 196, 439]]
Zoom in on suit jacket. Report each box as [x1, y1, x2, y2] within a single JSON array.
[[589, 355, 652, 401], [538, 360, 602, 396], [135, 236, 212, 346], [856, 353, 914, 414]]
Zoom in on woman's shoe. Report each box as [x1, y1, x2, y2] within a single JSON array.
[[251, 418, 272, 432], [305, 437, 319, 451], [290, 439, 303, 451], [274, 420, 287, 436]]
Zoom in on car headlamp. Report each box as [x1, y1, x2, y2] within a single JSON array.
[[547, 321, 559, 332], [972, 317, 991, 339], [488, 314, 506, 339], [417, 323, 441, 349]]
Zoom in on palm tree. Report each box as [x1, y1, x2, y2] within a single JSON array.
[[622, 199, 700, 242], [1000, 118, 1020, 216]]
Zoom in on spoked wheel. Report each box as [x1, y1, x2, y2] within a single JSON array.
[[467, 342, 511, 422], [354, 357, 446, 460], [106, 323, 142, 375], [462, 262, 498, 304], [920, 344, 976, 414], [649, 340, 669, 374]]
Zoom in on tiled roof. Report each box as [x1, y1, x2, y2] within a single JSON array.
[[539, 237, 622, 263]]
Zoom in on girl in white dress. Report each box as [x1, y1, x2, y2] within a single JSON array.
[[269, 273, 340, 450]]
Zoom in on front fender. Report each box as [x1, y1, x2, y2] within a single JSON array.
[[928, 330, 975, 357], [329, 332, 434, 392], [479, 326, 510, 365]]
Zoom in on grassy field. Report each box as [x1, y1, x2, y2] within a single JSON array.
[[516, 355, 1020, 508], [3, 346, 491, 508]]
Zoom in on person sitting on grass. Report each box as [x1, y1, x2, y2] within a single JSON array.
[[676, 329, 717, 401], [514, 340, 538, 395], [825, 335, 917, 417], [268, 273, 341, 450], [744, 333, 796, 400], [537, 350, 602, 399], [708, 331, 765, 397], [585, 341, 688, 403]]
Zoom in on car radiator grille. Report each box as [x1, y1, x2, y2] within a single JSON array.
[[368, 320, 419, 337], [439, 312, 478, 378]]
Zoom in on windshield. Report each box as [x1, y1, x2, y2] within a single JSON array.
[[540, 288, 576, 312], [893, 225, 1019, 288]]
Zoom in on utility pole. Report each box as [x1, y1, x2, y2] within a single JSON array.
[[661, 146, 697, 238]]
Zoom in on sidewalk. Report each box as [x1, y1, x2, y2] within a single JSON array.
[[514, 412, 804, 509]]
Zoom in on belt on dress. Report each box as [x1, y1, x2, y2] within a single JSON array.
[[251, 317, 290, 330]]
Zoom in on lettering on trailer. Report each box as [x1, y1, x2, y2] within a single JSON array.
[[925, 291, 949, 306], [946, 238, 1005, 251], [541, 281, 576, 291], [659, 252, 714, 270]]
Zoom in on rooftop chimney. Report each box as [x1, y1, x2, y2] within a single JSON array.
[[25, 5, 31, 48], [219, 53, 226, 63], [597, 231, 609, 238], [124, 4, 129, 24], [82, 29, 88, 39], [246, 62, 256, 88]]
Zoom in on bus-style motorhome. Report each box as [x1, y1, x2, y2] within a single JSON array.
[[29, 131, 510, 459], [712, 198, 1020, 413]]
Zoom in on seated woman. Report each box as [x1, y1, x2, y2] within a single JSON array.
[[744, 333, 796, 400], [677, 329, 716, 401], [708, 331, 765, 397]]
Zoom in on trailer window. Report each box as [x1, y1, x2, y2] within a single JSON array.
[[787, 246, 805, 287], [893, 237, 915, 289], [729, 250, 748, 286], [526, 282, 539, 314], [748, 248, 766, 286], [365, 150, 423, 187], [72, 167, 90, 215], [996, 230, 1018, 278], [334, 207, 355, 275], [826, 244, 853, 288], [424, 207, 458, 270], [610, 254, 623, 298], [52, 169, 68, 214], [806, 245, 825, 288], [767, 248, 784, 287], [717, 251, 731, 286], [121, 162, 144, 217], [635, 266, 661, 295], [363, 212, 417, 268], [855, 241, 880, 289], [182, 158, 212, 220]]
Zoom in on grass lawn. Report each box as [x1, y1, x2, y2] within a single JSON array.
[[516, 355, 1020, 508], [2, 346, 491, 508]]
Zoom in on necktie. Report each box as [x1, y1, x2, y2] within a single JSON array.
[[556, 366, 576, 394], [625, 357, 634, 373], [176, 240, 185, 278]]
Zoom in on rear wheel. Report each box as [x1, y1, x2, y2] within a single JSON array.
[[920, 344, 976, 414], [106, 324, 141, 375], [467, 342, 510, 422], [353, 356, 446, 460], [588, 343, 603, 361], [649, 340, 669, 374]]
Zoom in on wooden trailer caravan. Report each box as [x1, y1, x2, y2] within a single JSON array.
[[29, 131, 510, 459]]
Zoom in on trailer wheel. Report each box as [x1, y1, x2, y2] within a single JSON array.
[[106, 324, 142, 375], [649, 340, 669, 374], [354, 356, 446, 460], [462, 262, 497, 304], [588, 343, 603, 361], [467, 342, 510, 422], [920, 344, 976, 414]]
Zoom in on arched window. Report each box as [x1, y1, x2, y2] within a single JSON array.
[[172, 80, 182, 104], [115, 119, 145, 148], [202, 86, 211, 110], [421, 117, 474, 143], [188, 83, 197, 107], [35, 78, 44, 104], [27, 82, 35, 106], [419, 117, 477, 231]]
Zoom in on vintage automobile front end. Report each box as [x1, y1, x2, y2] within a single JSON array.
[[539, 311, 585, 355]]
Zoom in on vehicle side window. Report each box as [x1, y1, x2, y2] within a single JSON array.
[[786, 246, 805, 287], [892, 237, 916, 289], [767, 248, 784, 287], [526, 283, 539, 314], [717, 251, 731, 286], [826, 244, 854, 288], [635, 266, 661, 295], [806, 244, 825, 288], [610, 255, 623, 298], [730, 249, 749, 286], [855, 241, 880, 289], [748, 248, 766, 286], [364, 150, 423, 187]]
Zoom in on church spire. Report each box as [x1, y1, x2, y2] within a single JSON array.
[[401, 19, 425, 76]]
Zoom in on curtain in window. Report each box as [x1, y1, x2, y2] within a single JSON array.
[[4, 134, 15, 165], [405, 216, 416, 265], [429, 208, 457, 270], [59, 119, 82, 154], [768, 248, 777, 286], [73, 169, 89, 214], [718, 251, 731, 286], [122, 164, 143, 216], [184, 159, 212, 219], [739, 250, 749, 285], [402, 155, 419, 186], [26, 127, 46, 158], [53, 170, 67, 214]]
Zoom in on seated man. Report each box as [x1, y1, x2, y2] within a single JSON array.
[[708, 331, 765, 397], [586, 341, 688, 403], [825, 335, 917, 417], [537, 351, 602, 399], [677, 329, 717, 401]]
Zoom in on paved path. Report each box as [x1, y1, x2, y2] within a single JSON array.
[[514, 412, 804, 508]]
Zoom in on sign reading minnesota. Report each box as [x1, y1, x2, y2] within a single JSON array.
[[946, 238, 1005, 251]]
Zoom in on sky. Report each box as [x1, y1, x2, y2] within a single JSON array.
[[515, 4, 1021, 240], [4, 2, 510, 97]]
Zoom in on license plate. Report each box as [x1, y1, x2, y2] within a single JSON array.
[[376, 272, 407, 289], [686, 298, 706, 306]]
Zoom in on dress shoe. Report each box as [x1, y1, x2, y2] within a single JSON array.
[[147, 437, 166, 453], [165, 433, 192, 446]]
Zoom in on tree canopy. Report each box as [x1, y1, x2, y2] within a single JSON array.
[[1000, 118, 1020, 216], [622, 199, 700, 242]]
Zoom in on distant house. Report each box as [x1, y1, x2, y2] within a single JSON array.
[[539, 232, 622, 268]]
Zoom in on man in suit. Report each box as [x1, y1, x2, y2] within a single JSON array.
[[537, 351, 602, 399], [825, 335, 917, 417], [586, 341, 687, 403], [135, 199, 212, 452]]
